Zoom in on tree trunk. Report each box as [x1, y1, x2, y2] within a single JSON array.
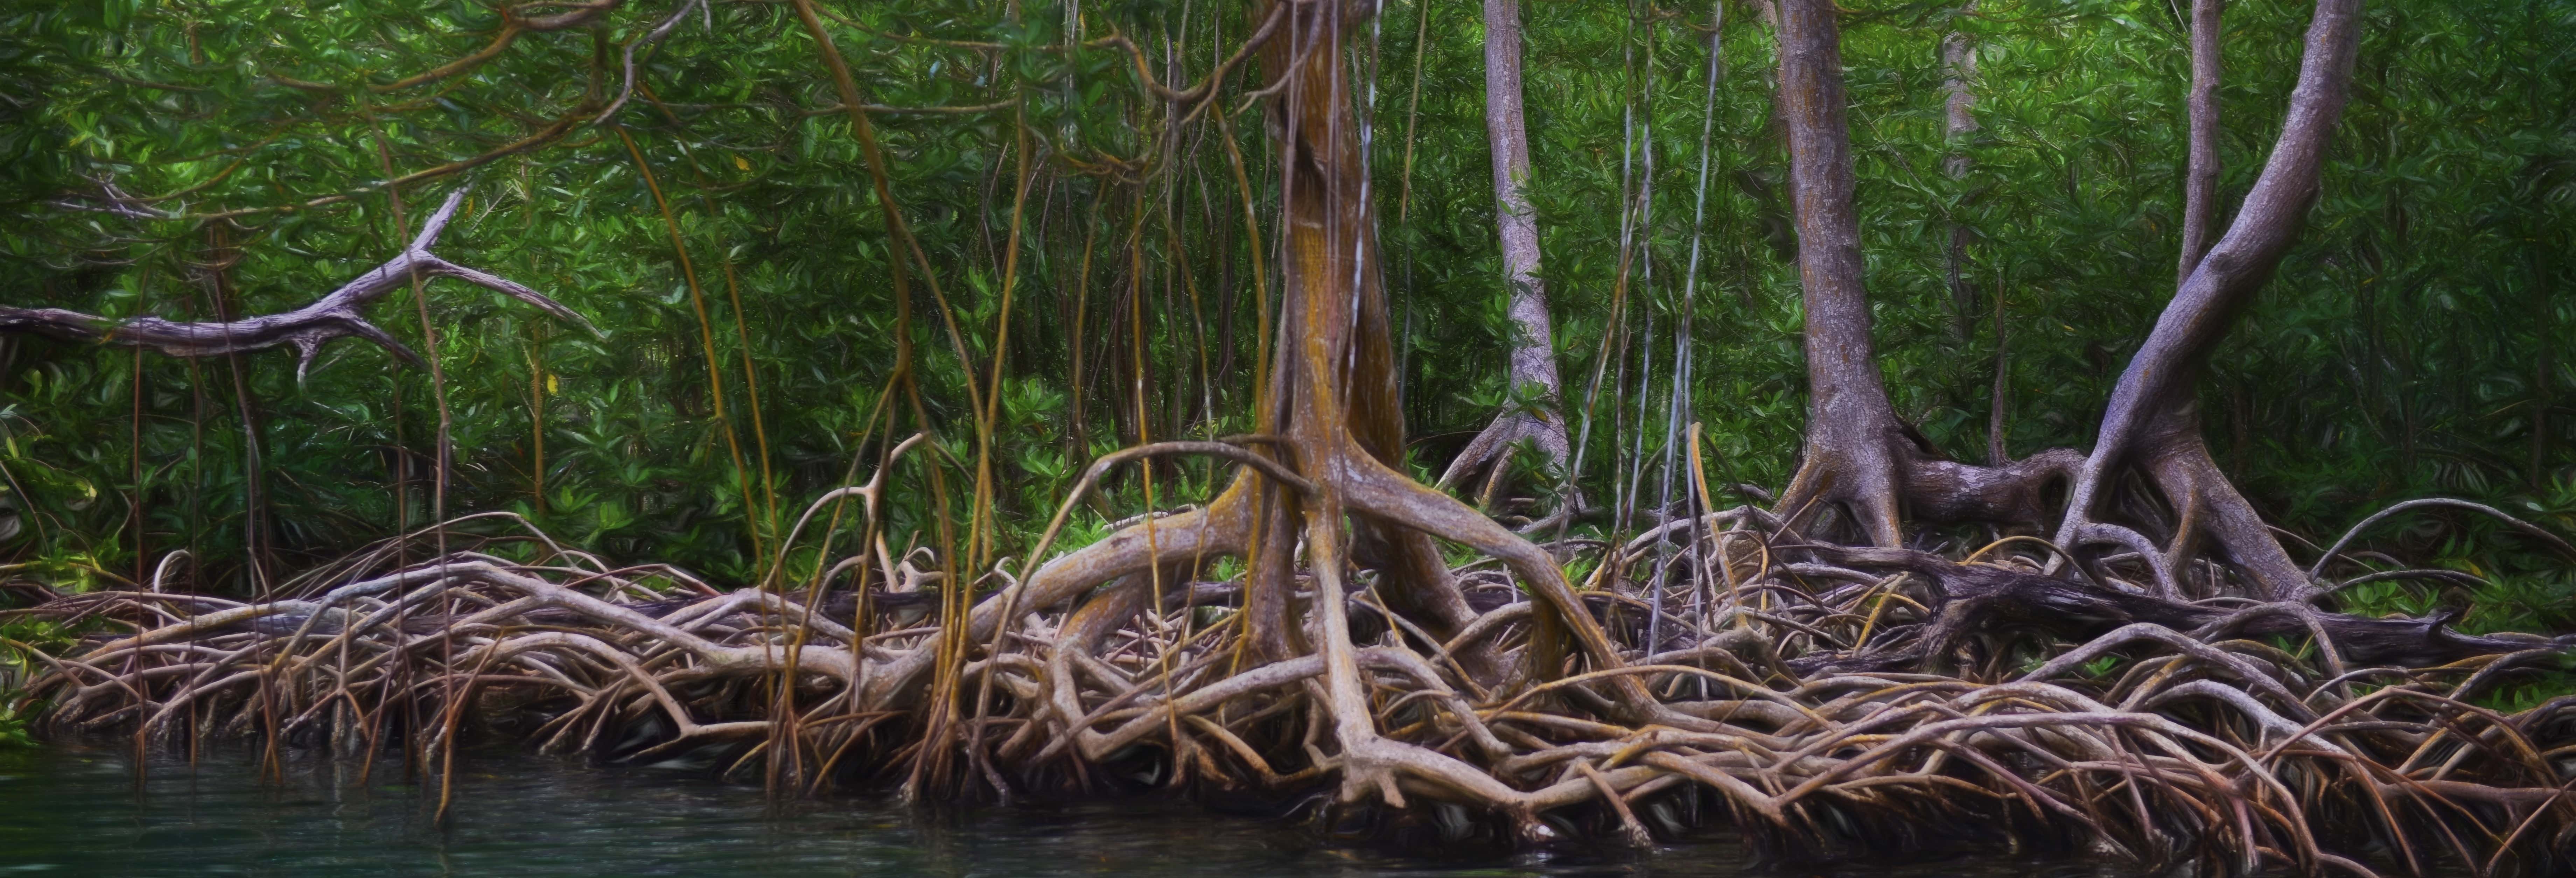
[[2056, 0, 2363, 601], [1774, 0, 1906, 546], [1440, 0, 1572, 506], [860, 1, 1700, 808], [964, 0, 1716, 810], [1770, 0, 2079, 546], [2178, 0, 2224, 283], [1941, 3, 1979, 341]]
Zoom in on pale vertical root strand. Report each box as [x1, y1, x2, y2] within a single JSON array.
[[1296, 441, 1402, 808]]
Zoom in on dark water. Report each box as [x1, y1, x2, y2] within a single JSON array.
[[0, 746, 2156, 877]]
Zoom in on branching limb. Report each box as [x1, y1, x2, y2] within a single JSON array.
[[0, 190, 595, 379], [2056, 0, 2364, 599]]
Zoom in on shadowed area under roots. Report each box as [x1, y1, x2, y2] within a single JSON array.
[[0, 743, 2225, 878], [14, 501, 2574, 875], [3, 0, 2571, 875]]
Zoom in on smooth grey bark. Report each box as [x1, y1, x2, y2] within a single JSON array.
[[1774, 0, 1906, 546], [2056, 0, 2364, 601], [2179, 0, 2224, 282], [1941, 3, 1979, 340], [1440, 0, 1572, 504], [0, 191, 594, 379], [1771, 0, 2081, 547]]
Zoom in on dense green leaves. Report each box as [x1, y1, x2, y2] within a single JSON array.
[[0, 0, 2567, 620]]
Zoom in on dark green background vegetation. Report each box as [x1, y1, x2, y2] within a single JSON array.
[[0, 0, 2569, 637]]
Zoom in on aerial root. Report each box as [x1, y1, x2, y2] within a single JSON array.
[[10, 501, 2572, 874], [1436, 407, 1572, 513]]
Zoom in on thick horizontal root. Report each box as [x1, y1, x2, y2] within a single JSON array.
[[13, 504, 2570, 873]]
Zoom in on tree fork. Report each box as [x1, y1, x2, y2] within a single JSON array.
[[1769, 0, 2080, 547], [861, 0, 1659, 753], [0, 191, 595, 379], [2056, 0, 2363, 602]]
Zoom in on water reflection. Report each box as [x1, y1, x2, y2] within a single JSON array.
[[0, 746, 2159, 877]]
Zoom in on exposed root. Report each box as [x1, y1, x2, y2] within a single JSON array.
[[10, 1, 2563, 872], [2052, 429, 2312, 601], [1436, 407, 1571, 511], [1774, 423, 2082, 546], [13, 499, 2569, 875]]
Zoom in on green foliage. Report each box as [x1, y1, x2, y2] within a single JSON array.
[[0, 614, 75, 747], [0, 0, 2567, 631]]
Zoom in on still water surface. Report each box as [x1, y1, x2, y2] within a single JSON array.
[[0, 746, 2162, 877]]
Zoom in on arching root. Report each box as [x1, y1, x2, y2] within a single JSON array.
[[1436, 407, 1572, 512], [14, 498, 2569, 873], [1774, 425, 2081, 547]]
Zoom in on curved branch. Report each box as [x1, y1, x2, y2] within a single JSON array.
[[0, 190, 596, 379], [372, 22, 530, 93], [593, 0, 709, 126], [2059, 0, 2363, 597], [2307, 497, 2576, 580]]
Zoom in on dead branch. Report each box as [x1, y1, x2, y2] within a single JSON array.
[[0, 190, 595, 379]]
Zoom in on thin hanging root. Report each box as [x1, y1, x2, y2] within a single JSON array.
[[12, 495, 2571, 875]]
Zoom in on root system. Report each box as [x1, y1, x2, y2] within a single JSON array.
[[13, 497, 2572, 876]]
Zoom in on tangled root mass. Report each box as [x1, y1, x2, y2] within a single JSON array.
[[13, 491, 2574, 876]]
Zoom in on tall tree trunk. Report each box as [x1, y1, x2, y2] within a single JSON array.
[[1774, 0, 1906, 546], [1770, 0, 2079, 546], [864, 1, 1699, 811], [2055, 0, 2363, 601], [882, 0, 1661, 700], [1941, 3, 1979, 341], [1439, 0, 1572, 507], [2179, 0, 2224, 283], [1772, 0, 2092, 546]]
